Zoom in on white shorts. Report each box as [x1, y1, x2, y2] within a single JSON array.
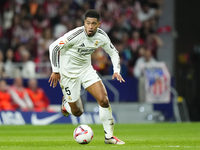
[[60, 66, 101, 102]]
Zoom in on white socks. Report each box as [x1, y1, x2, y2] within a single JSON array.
[[63, 100, 72, 114], [99, 105, 114, 138]]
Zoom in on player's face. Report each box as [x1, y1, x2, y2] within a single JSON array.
[[84, 17, 101, 37]]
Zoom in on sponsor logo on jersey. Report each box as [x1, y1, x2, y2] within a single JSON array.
[[77, 48, 96, 55], [94, 41, 98, 46]]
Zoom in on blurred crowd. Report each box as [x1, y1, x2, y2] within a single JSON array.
[[0, 0, 164, 79], [0, 0, 165, 110], [0, 78, 51, 111]]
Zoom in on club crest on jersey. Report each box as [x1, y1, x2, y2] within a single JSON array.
[[94, 41, 98, 46]]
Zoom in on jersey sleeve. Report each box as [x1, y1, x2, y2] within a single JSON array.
[[101, 34, 121, 74], [49, 35, 69, 72], [49, 28, 83, 73]]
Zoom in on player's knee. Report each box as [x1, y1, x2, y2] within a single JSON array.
[[72, 109, 83, 117], [98, 96, 109, 108]]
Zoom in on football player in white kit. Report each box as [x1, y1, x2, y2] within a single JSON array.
[[49, 9, 125, 145]]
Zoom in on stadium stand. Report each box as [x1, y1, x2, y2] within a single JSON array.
[[0, 0, 163, 78], [0, 0, 175, 122]]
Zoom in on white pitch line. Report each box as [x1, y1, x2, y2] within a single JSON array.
[[146, 145, 200, 148], [1, 139, 68, 142]]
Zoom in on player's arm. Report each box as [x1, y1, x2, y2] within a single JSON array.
[[102, 39, 125, 83], [48, 36, 68, 88]]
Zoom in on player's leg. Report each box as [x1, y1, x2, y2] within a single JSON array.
[[85, 80, 113, 136], [81, 67, 125, 144], [62, 96, 84, 117], [60, 75, 84, 117], [86, 81, 125, 144]]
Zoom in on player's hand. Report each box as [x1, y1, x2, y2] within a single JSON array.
[[112, 72, 125, 83], [48, 72, 61, 88]]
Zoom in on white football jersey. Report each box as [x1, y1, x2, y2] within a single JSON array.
[[49, 26, 120, 78]]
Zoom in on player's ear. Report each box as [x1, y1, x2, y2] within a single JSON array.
[[98, 22, 101, 28]]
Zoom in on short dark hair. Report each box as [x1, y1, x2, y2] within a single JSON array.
[[85, 9, 101, 21]]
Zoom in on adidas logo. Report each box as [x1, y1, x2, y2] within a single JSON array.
[[79, 43, 85, 47]]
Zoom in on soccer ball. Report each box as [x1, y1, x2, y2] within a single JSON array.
[[73, 125, 94, 144]]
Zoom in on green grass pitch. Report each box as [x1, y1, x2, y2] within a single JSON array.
[[0, 123, 200, 150]]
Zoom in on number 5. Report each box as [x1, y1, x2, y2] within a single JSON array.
[[65, 87, 71, 95]]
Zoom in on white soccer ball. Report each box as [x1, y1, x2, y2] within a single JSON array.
[[73, 125, 94, 144]]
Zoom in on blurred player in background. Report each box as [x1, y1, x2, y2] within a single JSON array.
[[49, 9, 125, 144]]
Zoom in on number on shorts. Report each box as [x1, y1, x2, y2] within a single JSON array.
[[65, 87, 71, 95]]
